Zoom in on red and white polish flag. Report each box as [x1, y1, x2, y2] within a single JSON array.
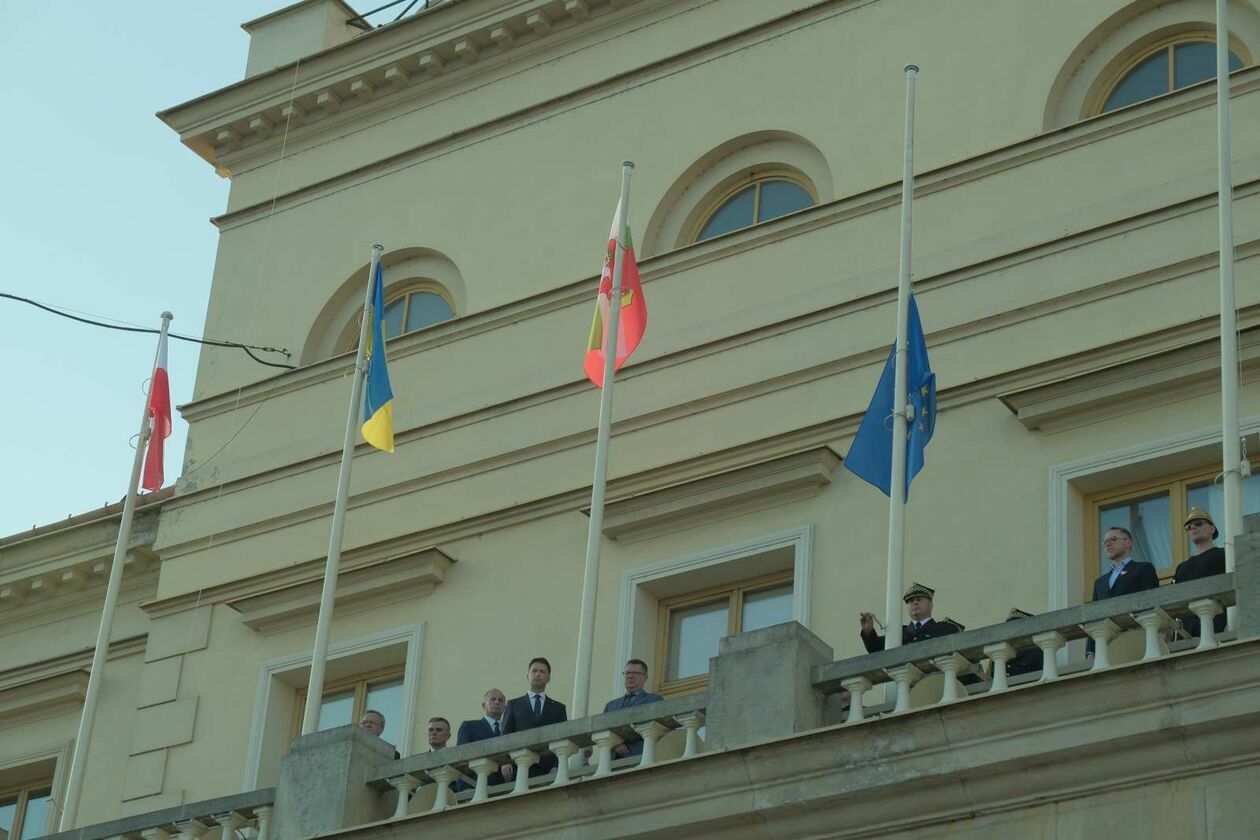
[[141, 331, 172, 492]]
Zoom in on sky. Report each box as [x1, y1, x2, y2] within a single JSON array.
[[0, 3, 303, 537]]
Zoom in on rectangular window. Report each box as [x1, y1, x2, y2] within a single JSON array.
[[0, 781, 53, 840], [1086, 460, 1260, 594], [292, 666, 405, 747], [655, 570, 793, 696]]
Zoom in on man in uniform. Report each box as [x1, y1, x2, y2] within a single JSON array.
[[859, 582, 960, 652], [1173, 508, 1227, 637], [1003, 608, 1044, 678]]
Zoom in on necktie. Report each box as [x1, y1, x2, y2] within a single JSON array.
[[493, 721, 500, 736], [532, 694, 542, 719], [621, 693, 633, 709]]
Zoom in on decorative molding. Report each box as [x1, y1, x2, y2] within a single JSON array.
[[226, 547, 453, 633], [0, 670, 88, 725], [613, 525, 813, 698], [595, 447, 840, 542], [0, 549, 157, 614], [241, 623, 424, 790], [1002, 327, 1260, 432], [0, 635, 147, 694]]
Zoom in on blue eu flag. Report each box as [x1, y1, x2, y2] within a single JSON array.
[[843, 294, 935, 500]]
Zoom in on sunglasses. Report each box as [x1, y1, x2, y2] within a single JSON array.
[[1183, 519, 1211, 531]]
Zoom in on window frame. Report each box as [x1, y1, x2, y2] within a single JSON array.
[[290, 664, 405, 741], [337, 280, 456, 353], [1091, 33, 1251, 116], [1084, 457, 1259, 598], [653, 569, 795, 697], [0, 778, 54, 840], [685, 170, 818, 245]]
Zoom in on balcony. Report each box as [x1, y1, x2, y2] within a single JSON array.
[[41, 523, 1260, 839]]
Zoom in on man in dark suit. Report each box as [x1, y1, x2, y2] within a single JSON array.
[[1173, 508, 1227, 637], [1088, 525, 1160, 657], [502, 657, 567, 779], [859, 582, 960, 653], [456, 688, 508, 789], [601, 658, 664, 758]]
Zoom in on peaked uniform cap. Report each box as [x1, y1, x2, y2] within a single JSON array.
[[1183, 507, 1219, 539], [903, 581, 935, 602], [1006, 608, 1034, 621]]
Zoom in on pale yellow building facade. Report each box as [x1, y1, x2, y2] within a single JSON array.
[[3, 0, 1260, 832]]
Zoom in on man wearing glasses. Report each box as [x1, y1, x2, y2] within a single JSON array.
[[1173, 508, 1227, 637], [601, 659, 663, 758], [1087, 526, 1159, 657]]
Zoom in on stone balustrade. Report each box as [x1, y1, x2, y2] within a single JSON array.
[[366, 693, 708, 818], [813, 572, 1240, 721], [41, 789, 275, 840]]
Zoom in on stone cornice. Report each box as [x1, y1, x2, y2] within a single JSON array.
[[0, 549, 159, 615], [0, 634, 147, 694]]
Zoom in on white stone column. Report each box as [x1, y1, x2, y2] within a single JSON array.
[[840, 677, 872, 724], [675, 712, 705, 758], [388, 775, 418, 818], [1032, 631, 1065, 681], [214, 812, 244, 840], [548, 739, 578, 784], [1190, 598, 1224, 649], [467, 758, 498, 803], [1134, 608, 1171, 661], [930, 653, 971, 704], [884, 664, 923, 713], [631, 721, 669, 767], [427, 767, 460, 812], [509, 748, 538, 795], [141, 828, 171, 840], [253, 806, 273, 840], [1081, 619, 1121, 670], [589, 730, 623, 777], [983, 643, 1015, 693], [175, 819, 210, 840]]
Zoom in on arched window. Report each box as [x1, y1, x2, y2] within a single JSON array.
[[381, 288, 454, 339], [693, 176, 815, 243], [1100, 38, 1244, 114]]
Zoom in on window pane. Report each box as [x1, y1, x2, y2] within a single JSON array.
[[365, 678, 405, 748], [316, 689, 355, 732], [1187, 472, 1260, 549], [19, 790, 51, 840], [667, 599, 729, 680], [697, 186, 755, 242], [0, 796, 18, 840], [756, 180, 814, 223], [741, 583, 793, 632], [403, 292, 454, 333], [1172, 43, 1244, 89], [1099, 492, 1172, 573], [382, 297, 405, 339], [1103, 50, 1170, 112]]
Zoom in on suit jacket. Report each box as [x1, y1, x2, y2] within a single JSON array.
[[1173, 546, 1227, 637], [1088, 559, 1159, 653], [861, 618, 959, 653], [502, 693, 568, 775], [456, 717, 505, 788], [601, 689, 664, 756]]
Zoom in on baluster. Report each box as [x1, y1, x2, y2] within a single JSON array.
[[930, 653, 972, 703], [840, 677, 872, 723], [631, 721, 669, 767], [214, 812, 244, 840], [883, 664, 922, 713], [467, 758, 498, 803], [175, 819, 209, 840], [1189, 599, 1223, 649], [983, 643, 1015, 693], [589, 730, 622, 777], [1133, 608, 1171, 660], [140, 828, 171, 840], [1032, 631, 1065, 681], [1081, 619, 1120, 670], [427, 766, 460, 812], [509, 748, 538, 795], [674, 712, 705, 757], [252, 806, 272, 840], [548, 739, 578, 784], [388, 775, 419, 818]]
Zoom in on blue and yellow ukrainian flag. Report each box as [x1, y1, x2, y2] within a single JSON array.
[[361, 262, 395, 452]]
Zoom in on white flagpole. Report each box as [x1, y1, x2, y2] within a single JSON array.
[[573, 161, 634, 718], [1215, 0, 1244, 587], [883, 65, 918, 651], [59, 312, 172, 830], [302, 243, 382, 734]]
